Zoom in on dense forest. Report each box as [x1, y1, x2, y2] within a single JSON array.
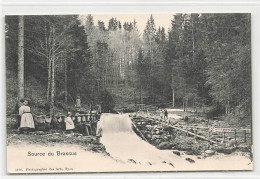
[[5, 14, 251, 123]]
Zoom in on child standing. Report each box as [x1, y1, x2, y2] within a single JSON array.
[[65, 112, 75, 133]]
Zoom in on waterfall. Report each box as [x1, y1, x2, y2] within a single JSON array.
[[98, 113, 175, 165], [99, 113, 133, 134]]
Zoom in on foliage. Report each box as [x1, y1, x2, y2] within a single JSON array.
[[6, 14, 251, 123]]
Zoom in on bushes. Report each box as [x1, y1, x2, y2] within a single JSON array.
[[99, 90, 115, 113]]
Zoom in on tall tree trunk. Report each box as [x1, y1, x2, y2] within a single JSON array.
[[172, 67, 175, 107], [50, 26, 55, 117], [18, 15, 24, 101], [47, 55, 51, 100], [191, 16, 195, 64], [183, 97, 185, 112], [172, 89, 175, 108], [64, 57, 67, 103], [50, 56, 55, 117], [228, 96, 230, 114], [149, 37, 153, 101]]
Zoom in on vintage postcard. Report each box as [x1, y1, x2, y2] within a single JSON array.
[[6, 13, 252, 173]]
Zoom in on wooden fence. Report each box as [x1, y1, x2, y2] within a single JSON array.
[[139, 116, 252, 145]]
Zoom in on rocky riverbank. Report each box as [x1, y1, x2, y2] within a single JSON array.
[[7, 128, 107, 154], [130, 111, 252, 159]]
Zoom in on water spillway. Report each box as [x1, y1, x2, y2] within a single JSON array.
[[99, 113, 176, 166]]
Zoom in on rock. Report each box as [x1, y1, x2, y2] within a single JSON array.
[[166, 135, 172, 139], [185, 158, 195, 163], [172, 150, 181, 156], [128, 159, 136, 164], [147, 134, 152, 138], [158, 142, 172, 149], [91, 139, 100, 145], [154, 139, 163, 145], [205, 150, 216, 156], [237, 145, 250, 152], [216, 147, 235, 154], [48, 138, 62, 142], [185, 151, 194, 155], [35, 131, 45, 135], [151, 135, 160, 140], [169, 162, 174, 167], [162, 161, 167, 163]]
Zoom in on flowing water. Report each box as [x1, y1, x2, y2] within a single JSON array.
[[98, 113, 252, 171], [99, 113, 176, 168]]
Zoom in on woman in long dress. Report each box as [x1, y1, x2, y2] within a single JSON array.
[[19, 98, 35, 134], [64, 112, 75, 133]]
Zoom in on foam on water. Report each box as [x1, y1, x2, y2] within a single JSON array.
[[99, 114, 175, 165], [99, 113, 252, 170]]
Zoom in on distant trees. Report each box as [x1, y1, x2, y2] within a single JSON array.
[[6, 13, 251, 122], [164, 13, 251, 120], [202, 14, 251, 119]]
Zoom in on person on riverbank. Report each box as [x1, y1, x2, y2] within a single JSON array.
[[159, 109, 164, 120], [65, 112, 75, 134], [164, 109, 168, 123], [19, 98, 35, 134]]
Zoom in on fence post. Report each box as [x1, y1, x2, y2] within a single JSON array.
[[244, 130, 247, 143], [223, 130, 225, 143]]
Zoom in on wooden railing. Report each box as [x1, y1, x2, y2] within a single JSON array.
[[134, 115, 252, 145]]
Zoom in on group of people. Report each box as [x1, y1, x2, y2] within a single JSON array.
[[17, 98, 100, 136], [159, 108, 168, 122]]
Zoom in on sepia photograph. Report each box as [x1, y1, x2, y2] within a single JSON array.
[[5, 13, 252, 173]]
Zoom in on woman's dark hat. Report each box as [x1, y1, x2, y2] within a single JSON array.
[[20, 98, 30, 103]]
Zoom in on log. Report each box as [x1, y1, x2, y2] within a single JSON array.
[[132, 121, 148, 142]]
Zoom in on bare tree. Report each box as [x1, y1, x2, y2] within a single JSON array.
[[18, 16, 24, 101]]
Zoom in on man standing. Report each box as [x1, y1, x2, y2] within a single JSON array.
[[75, 96, 81, 112], [164, 109, 168, 123]]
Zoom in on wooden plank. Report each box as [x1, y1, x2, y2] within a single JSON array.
[[132, 121, 148, 142]]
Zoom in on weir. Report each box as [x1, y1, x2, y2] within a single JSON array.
[[98, 113, 177, 165]]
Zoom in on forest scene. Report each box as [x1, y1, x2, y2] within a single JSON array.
[[6, 14, 251, 122], [6, 14, 252, 173]]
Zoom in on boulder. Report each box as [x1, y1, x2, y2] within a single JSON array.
[[35, 131, 45, 135], [185, 151, 194, 155], [237, 145, 250, 152], [172, 150, 181, 156], [185, 158, 195, 163], [154, 139, 163, 145], [158, 142, 172, 149], [169, 163, 174, 167], [151, 135, 160, 140], [205, 150, 216, 156], [128, 159, 136, 164], [216, 147, 235, 154]]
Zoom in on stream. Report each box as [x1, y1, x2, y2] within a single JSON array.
[[98, 113, 253, 171]]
